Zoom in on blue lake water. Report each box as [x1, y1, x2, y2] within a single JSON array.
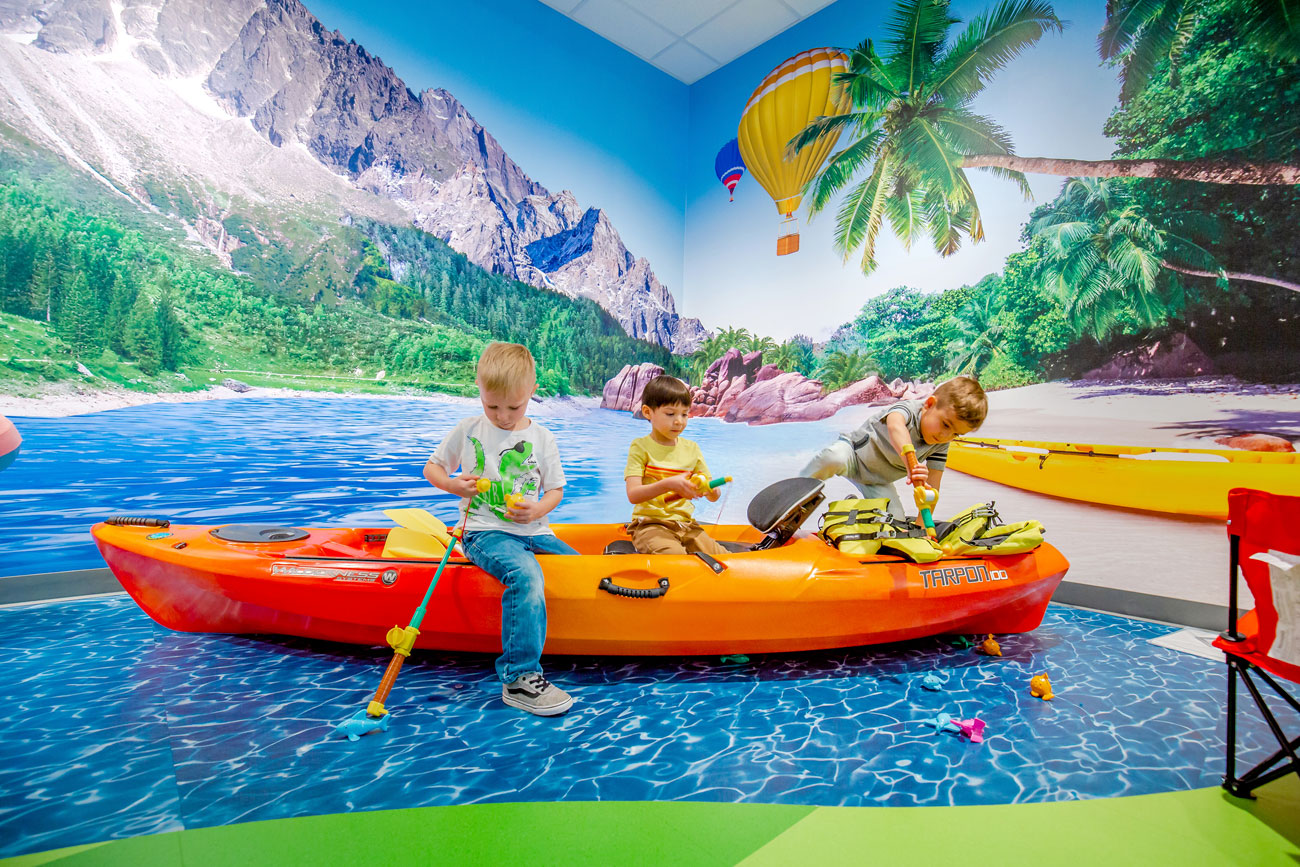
[[0, 594, 1282, 858], [0, 396, 838, 577]]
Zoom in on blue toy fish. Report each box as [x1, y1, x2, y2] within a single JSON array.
[[921, 712, 960, 734], [920, 674, 944, 691], [333, 709, 391, 741]]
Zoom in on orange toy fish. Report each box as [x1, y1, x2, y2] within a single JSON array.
[[1030, 673, 1054, 700], [979, 634, 1002, 657]]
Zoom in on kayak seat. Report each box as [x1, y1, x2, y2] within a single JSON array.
[[602, 539, 752, 555]]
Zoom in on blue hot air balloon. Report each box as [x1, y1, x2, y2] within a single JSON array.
[[714, 138, 745, 202]]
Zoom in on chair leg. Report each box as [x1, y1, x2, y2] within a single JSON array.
[[1223, 657, 1250, 798], [1234, 664, 1300, 798]]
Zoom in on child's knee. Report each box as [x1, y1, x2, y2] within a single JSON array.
[[801, 439, 851, 479]]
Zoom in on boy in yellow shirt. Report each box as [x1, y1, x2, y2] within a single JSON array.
[[624, 375, 729, 556]]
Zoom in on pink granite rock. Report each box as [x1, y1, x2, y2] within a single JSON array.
[[600, 362, 664, 412], [1083, 332, 1218, 379], [1214, 433, 1296, 452]]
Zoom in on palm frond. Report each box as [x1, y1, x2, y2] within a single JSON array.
[[1117, 1, 1186, 102], [1098, 0, 1166, 60], [834, 156, 894, 273], [788, 112, 874, 158], [881, 0, 955, 96], [803, 129, 888, 214], [1240, 0, 1300, 60], [932, 0, 1064, 102]]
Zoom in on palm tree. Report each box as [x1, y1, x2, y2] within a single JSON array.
[[817, 349, 878, 392], [744, 334, 779, 357], [793, 0, 1060, 273], [796, 0, 1300, 273], [946, 289, 1005, 374], [768, 341, 800, 373], [1025, 177, 1300, 342], [1101, 0, 1300, 104]]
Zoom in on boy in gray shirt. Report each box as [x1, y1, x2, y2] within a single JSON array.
[[801, 376, 987, 518]]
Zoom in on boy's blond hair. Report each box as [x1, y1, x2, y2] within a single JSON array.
[[932, 375, 987, 429], [476, 342, 536, 393]]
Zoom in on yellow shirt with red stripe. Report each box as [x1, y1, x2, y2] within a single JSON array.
[[624, 435, 711, 524]]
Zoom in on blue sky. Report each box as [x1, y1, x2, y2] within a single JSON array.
[[305, 0, 690, 296], [683, 0, 1123, 341]]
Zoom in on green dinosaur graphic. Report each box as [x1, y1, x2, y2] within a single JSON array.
[[468, 436, 540, 519]]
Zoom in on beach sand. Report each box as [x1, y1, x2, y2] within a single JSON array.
[[0, 381, 599, 418]]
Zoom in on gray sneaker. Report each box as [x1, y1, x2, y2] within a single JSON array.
[[502, 673, 574, 716]]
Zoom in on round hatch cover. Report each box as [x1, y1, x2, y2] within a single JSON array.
[[210, 525, 310, 543]]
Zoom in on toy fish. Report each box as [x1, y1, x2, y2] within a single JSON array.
[[922, 712, 959, 734], [979, 634, 1002, 657], [1030, 673, 1054, 701], [955, 717, 986, 744], [920, 674, 944, 691], [333, 709, 391, 741]]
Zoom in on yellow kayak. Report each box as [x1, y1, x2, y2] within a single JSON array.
[[947, 437, 1299, 519]]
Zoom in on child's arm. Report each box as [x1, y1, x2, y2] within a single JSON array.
[[423, 459, 481, 499], [626, 474, 703, 504], [927, 467, 944, 491], [884, 412, 928, 487]]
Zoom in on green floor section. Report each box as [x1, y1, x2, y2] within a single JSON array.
[[6, 780, 1297, 866], [743, 778, 1300, 866]]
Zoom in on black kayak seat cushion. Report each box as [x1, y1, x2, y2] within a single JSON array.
[[748, 477, 825, 534]]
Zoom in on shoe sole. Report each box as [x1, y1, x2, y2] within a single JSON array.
[[502, 692, 574, 716]]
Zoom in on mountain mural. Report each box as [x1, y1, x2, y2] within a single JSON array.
[[0, 0, 705, 352]]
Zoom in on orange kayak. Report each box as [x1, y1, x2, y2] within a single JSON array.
[[92, 520, 1069, 656]]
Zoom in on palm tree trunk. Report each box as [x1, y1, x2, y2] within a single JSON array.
[[962, 154, 1300, 185], [1161, 260, 1300, 294]]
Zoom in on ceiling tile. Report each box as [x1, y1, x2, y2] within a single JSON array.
[[779, 0, 837, 15], [650, 41, 719, 84], [571, 0, 677, 59], [620, 0, 738, 38], [687, 0, 798, 67]]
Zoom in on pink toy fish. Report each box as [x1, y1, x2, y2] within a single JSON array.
[[955, 717, 986, 744]]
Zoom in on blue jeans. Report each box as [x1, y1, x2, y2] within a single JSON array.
[[459, 530, 577, 683]]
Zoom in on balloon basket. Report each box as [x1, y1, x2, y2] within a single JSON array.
[[777, 233, 800, 256]]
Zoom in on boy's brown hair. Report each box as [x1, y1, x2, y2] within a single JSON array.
[[476, 342, 536, 393], [640, 374, 693, 411], [932, 375, 988, 429]]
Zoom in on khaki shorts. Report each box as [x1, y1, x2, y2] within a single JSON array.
[[628, 519, 730, 557]]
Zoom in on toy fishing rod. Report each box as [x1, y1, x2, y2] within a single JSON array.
[[334, 479, 486, 740], [901, 445, 938, 541]]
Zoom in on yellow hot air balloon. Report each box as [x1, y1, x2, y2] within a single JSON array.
[[737, 47, 851, 256]]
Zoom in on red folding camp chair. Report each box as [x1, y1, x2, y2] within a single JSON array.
[[1213, 488, 1300, 798]]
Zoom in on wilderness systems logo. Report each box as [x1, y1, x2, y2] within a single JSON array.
[[271, 563, 399, 585], [919, 564, 1009, 590]]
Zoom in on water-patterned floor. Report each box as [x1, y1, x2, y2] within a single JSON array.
[[0, 597, 1286, 858]]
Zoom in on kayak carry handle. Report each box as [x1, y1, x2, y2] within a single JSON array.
[[599, 577, 670, 599], [106, 516, 171, 528]]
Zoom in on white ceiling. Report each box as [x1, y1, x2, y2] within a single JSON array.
[[539, 0, 838, 84]]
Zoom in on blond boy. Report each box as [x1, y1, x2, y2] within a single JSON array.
[[424, 342, 576, 716]]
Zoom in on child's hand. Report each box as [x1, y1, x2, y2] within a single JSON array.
[[451, 473, 481, 498], [505, 499, 543, 523], [664, 475, 703, 500], [907, 464, 929, 488]]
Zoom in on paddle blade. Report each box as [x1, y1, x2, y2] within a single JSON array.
[[381, 526, 449, 560], [383, 509, 453, 546]]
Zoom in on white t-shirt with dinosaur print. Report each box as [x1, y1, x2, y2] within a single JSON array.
[[430, 414, 566, 536]]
